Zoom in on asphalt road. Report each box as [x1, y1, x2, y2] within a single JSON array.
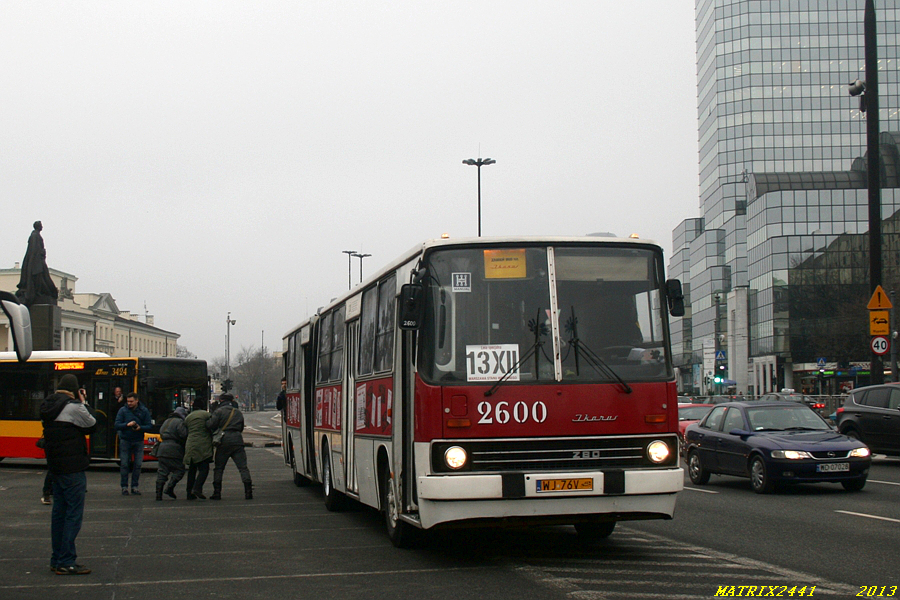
[[1, 414, 897, 600]]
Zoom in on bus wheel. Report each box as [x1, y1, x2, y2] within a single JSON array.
[[575, 521, 616, 542], [381, 465, 419, 548], [290, 444, 309, 487], [322, 448, 344, 511]]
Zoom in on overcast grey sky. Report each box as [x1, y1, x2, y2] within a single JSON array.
[[1, 2, 699, 362]]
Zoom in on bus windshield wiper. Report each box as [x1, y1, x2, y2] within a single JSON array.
[[565, 307, 631, 394], [485, 308, 547, 397]]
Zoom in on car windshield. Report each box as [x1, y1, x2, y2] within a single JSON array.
[[679, 405, 713, 420], [746, 405, 831, 431]]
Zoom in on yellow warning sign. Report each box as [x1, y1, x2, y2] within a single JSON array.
[[867, 285, 893, 310], [870, 310, 890, 335]]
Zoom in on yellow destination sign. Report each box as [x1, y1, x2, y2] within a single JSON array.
[[867, 285, 893, 310], [870, 310, 890, 336]]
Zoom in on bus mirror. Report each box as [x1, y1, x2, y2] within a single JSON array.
[[399, 284, 425, 330], [665, 279, 685, 317], [0, 291, 33, 362]]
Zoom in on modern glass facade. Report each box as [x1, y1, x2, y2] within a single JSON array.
[[671, 0, 900, 395]]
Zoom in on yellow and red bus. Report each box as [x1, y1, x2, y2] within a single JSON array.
[[281, 236, 685, 546], [0, 352, 208, 461]]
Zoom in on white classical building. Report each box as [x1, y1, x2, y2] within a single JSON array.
[[0, 265, 179, 357]]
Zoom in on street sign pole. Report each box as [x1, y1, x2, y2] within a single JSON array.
[[892, 290, 897, 383]]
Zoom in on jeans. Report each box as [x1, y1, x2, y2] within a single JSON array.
[[42, 470, 54, 497], [50, 471, 87, 568], [119, 439, 144, 489]]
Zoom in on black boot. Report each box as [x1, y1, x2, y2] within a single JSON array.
[[155, 482, 164, 501], [210, 483, 222, 500], [244, 482, 253, 500], [164, 485, 176, 500]]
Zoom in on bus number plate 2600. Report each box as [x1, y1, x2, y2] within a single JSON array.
[[536, 478, 593, 492]]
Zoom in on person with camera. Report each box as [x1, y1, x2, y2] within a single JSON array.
[[114, 392, 151, 495], [40, 374, 96, 575]]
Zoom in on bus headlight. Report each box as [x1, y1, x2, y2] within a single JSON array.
[[647, 440, 670, 463], [444, 446, 468, 470]]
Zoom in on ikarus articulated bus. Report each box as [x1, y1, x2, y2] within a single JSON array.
[[281, 236, 686, 546]]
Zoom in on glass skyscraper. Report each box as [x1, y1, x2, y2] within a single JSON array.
[[671, 0, 900, 395]]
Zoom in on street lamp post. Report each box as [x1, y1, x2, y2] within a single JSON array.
[[342, 250, 357, 290], [352, 252, 371, 283], [226, 312, 236, 383], [462, 157, 496, 237], [849, 0, 884, 384]]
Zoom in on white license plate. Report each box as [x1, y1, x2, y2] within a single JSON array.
[[816, 462, 849, 472]]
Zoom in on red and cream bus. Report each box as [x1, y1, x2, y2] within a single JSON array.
[[0, 352, 208, 461], [281, 236, 685, 546]]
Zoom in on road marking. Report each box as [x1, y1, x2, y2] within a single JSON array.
[[835, 510, 900, 524], [681, 486, 719, 494], [868, 479, 900, 486]]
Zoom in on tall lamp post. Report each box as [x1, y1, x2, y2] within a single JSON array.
[[226, 312, 236, 385], [342, 250, 357, 290], [848, 0, 883, 384], [352, 252, 371, 283], [462, 157, 496, 237]]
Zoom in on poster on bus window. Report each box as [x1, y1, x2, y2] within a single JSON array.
[[354, 378, 392, 435], [466, 344, 520, 382]]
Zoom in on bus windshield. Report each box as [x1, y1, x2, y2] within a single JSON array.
[[418, 244, 671, 385]]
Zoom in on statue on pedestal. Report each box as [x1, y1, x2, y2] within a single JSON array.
[[16, 221, 59, 307]]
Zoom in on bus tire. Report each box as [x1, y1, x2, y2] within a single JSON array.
[[322, 447, 344, 511], [575, 521, 616, 542], [381, 465, 419, 548]]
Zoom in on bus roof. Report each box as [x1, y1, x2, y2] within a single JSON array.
[[0, 351, 111, 362], [282, 235, 663, 341]]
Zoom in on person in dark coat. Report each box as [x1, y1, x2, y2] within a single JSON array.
[[40, 374, 96, 575], [183, 399, 213, 500], [206, 394, 253, 499], [114, 392, 152, 495], [155, 407, 188, 501], [276, 378, 287, 412]]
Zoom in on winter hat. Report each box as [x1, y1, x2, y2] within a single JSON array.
[[174, 407, 187, 418], [58, 374, 79, 394]]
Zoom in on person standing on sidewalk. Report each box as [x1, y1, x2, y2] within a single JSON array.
[[206, 394, 253, 500], [183, 399, 213, 500], [40, 374, 96, 575], [114, 393, 151, 495], [155, 407, 188, 500]]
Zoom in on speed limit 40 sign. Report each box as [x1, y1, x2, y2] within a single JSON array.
[[871, 336, 890, 355]]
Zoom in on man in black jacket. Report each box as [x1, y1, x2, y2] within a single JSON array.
[[40, 374, 96, 575], [206, 394, 253, 499]]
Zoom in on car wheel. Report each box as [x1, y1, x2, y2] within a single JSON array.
[[843, 428, 860, 441], [841, 476, 867, 492], [749, 456, 774, 494], [575, 521, 616, 542], [687, 450, 710, 485], [322, 447, 344, 511]]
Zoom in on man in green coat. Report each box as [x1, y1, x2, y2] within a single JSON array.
[[183, 399, 213, 500]]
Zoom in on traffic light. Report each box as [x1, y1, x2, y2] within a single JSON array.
[[713, 376, 722, 384], [222, 378, 233, 393]]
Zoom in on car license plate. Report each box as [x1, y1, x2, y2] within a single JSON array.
[[536, 478, 593, 492], [816, 462, 849, 472]]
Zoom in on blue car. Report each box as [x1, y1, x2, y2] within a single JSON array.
[[683, 401, 871, 493]]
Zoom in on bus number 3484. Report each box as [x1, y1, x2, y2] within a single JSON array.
[[477, 401, 548, 425]]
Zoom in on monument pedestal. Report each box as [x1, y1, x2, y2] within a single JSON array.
[[29, 304, 61, 351]]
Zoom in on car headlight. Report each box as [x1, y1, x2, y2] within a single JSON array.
[[849, 447, 871, 458], [771, 450, 813, 459], [647, 440, 671, 463], [444, 446, 468, 470]]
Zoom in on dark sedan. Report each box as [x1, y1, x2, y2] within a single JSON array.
[[683, 401, 871, 493]]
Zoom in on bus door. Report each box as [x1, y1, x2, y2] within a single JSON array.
[[302, 339, 317, 479], [87, 376, 130, 459], [344, 321, 359, 494]]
